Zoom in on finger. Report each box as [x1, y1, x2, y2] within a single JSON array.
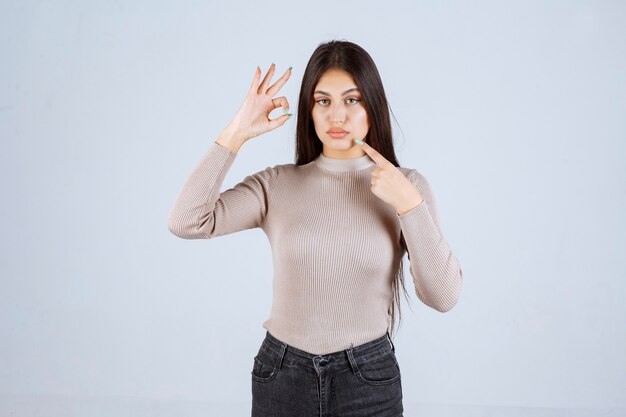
[[272, 96, 290, 114], [258, 63, 276, 94], [249, 66, 262, 93], [266, 66, 292, 97], [267, 112, 293, 131], [357, 139, 393, 168]]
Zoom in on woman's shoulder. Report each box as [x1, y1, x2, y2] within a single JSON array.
[[245, 161, 313, 186], [397, 166, 437, 197], [266, 160, 316, 176], [397, 165, 424, 181]]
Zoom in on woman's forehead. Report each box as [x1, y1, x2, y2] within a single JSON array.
[[314, 69, 359, 94]]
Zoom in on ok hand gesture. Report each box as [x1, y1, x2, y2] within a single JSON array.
[[222, 64, 293, 146]]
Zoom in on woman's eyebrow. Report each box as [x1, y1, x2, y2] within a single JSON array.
[[313, 88, 360, 96]]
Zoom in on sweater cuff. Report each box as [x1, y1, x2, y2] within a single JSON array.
[[397, 198, 425, 218], [396, 199, 442, 241], [213, 140, 237, 157]]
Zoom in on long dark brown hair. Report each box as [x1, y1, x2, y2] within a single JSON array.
[[294, 40, 412, 339]]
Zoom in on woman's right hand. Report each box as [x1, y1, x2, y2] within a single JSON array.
[[219, 64, 292, 149]]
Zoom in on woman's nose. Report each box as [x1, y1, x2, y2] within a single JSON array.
[[330, 104, 346, 124]]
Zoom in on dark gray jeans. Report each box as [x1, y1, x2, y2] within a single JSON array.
[[251, 330, 404, 417]]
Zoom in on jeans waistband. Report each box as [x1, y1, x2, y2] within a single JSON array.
[[260, 331, 396, 371]]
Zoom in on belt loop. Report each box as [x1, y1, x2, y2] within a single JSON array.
[[277, 342, 287, 370], [386, 331, 395, 352], [345, 344, 359, 375]]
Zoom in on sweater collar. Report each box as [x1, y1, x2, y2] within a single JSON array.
[[314, 152, 376, 172]]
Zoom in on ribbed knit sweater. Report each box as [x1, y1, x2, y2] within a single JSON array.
[[168, 141, 463, 355]]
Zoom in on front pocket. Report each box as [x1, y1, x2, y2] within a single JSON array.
[[251, 353, 279, 383], [355, 350, 401, 386]]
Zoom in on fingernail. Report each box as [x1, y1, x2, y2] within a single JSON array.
[[287, 113, 294, 119], [283, 107, 289, 114], [288, 66, 292, 71], [355, 137, 363, 144], [271, 62, 275, 67]]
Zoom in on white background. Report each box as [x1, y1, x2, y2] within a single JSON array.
[[1, 1, 625, 416]]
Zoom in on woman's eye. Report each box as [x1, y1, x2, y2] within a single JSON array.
[[315, 98, 360, 106]]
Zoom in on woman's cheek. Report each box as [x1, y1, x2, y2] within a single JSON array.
[[352, 108, 370, 137]]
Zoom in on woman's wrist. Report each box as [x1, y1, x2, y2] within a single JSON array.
[[215, 127, 246, 153]]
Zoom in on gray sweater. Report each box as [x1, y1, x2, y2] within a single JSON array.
[[168, 141, 463, 355]]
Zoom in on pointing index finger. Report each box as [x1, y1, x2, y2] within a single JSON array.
[[357, 139, 393, 168]]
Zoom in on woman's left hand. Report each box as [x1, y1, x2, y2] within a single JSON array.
[[357, 139, 424, 216]]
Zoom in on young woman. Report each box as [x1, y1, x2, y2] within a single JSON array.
[[168, 40, 463, 417]]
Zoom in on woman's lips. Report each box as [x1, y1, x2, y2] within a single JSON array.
[[328, 130, 349, 138]]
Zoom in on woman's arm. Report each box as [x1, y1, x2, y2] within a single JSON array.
[[167, 64, 292, 239], [397, 170, 464, 312], [167, 140, 275, 239]]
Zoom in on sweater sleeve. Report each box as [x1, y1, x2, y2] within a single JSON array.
[[397, 170, 463, 312], [167, 141, 274, 239]]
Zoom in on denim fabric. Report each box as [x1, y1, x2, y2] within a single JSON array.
[[251, 331, 403, 417]]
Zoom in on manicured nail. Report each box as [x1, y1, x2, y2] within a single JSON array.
[[271, 62, 275, 67], [283, 107, 289, 114], [287, 113, 294, 119], [355, 137, 363, 144], [288, 66, 292, 71]]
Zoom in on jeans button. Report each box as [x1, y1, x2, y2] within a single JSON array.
[[318, 358, 328, 366]]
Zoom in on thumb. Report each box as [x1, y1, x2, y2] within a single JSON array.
[[268, 112, 294, 131]]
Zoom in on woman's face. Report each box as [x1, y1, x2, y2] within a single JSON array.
[[311, 68, 370, 159]]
